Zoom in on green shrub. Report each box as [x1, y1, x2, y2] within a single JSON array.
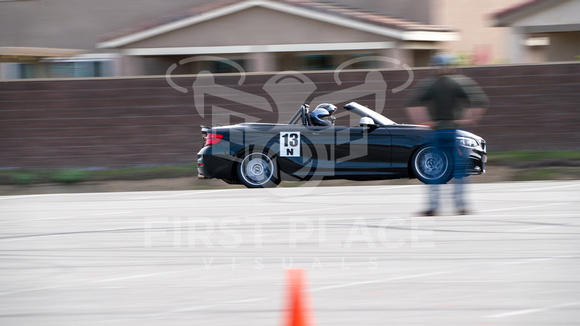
[[51, 170, 88, 184], [10, 173, 36, 185]]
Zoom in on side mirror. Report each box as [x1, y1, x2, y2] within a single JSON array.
[[359, 117, 376, 128]]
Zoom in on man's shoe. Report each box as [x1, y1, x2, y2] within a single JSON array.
[[422, 209, 437, 216]]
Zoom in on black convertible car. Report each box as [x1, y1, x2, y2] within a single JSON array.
[[197, 102, 487, 188]]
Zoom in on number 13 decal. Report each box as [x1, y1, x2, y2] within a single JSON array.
[[280, 132, 300, 157]]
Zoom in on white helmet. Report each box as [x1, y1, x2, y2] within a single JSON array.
[[310, 108, 332, 126], [311, 103, 337, 126], [315, 103, 337, 115]]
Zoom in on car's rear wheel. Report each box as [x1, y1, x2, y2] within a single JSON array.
[[238, 150, 280, 188], [411, 145, 452, 184]]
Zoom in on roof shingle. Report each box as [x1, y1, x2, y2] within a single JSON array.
[[100, 0, 456, 43]]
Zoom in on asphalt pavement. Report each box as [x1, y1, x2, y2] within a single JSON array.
[[1, 180, 579, 325]]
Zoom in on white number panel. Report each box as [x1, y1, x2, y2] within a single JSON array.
[[280, 132, 300, 157]]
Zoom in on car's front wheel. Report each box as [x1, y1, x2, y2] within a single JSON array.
[[411, 145, 453, 184], [237, 150, 280, 188]]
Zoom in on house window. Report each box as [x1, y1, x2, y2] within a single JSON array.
[[298, 53, 383, 71], [212, 59, 246, 74], [343, 53, 383, 69], [15, 60, 110, 79], [300, 55, 335, 70]]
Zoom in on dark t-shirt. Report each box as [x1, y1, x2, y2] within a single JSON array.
[[408, 74, 488, 130]]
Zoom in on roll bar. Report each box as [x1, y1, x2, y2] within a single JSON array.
[[288, 104, 310, 125]]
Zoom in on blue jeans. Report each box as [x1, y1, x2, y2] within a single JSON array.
[[427, 129, 469, 211]]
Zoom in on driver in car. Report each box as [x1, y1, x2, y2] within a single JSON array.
[[310, 103, 337, 126]]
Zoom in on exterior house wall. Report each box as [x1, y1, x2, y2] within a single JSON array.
[[124, 7, 393, 49], [509, 0, 580, 27], [2, 0, 577, 78], [498, 0, 580, 63], [0, 0, 441, 77], [433, 0, 524, 64], [120, 5, 406, 75], [548, 32, 580, 61]]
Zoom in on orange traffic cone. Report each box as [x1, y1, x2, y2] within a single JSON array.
[[283, 269, 315, 326]]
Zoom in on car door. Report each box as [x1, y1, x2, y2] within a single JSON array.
[[281, 125, 392, 179], [274, 124, 337, 179], [300, 125, 339, 177], [333, 126, 392, 176]]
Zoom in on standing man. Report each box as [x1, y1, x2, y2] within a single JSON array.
[[406, 54, 488, 216]]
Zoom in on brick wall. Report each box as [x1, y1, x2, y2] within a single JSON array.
[[1, 63, 579, 169]]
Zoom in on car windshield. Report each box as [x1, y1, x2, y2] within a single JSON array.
[[344, 102, 396, 126]]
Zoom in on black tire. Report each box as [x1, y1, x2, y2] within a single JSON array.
[[237, 149, 280, 188], [411, 145, 453, 184]]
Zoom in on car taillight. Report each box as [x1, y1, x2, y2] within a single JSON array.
[[204, 133, 223, 146]]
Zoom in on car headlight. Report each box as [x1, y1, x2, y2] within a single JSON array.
[[456, 136, 478, 148]]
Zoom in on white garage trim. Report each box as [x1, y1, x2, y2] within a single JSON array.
[[123, 42, 398, 56]]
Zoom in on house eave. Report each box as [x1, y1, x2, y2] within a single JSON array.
[[492, 0, 566, 27], [122, 41, 399, 56], [0, 47, 85, 62]]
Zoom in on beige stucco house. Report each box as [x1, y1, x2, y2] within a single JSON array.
[[2, 0, 576, 79], [96, 0, 459, 76], [0, 0, 456, 78], [492, 0, 580, 63]]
